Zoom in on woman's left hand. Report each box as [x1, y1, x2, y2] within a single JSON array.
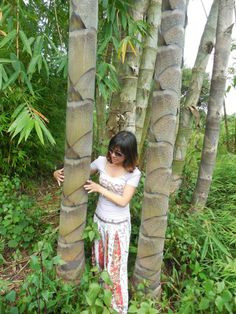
[[84, 180, 102, 194]]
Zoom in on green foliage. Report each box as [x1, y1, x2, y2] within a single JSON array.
[[8, 101, 55, 145], [218, 115, 236, 154], [0, 176, 43, 253], [128, 283, 160, 313], [97, 0, 149, 100], [162, 154, 236, 313], [0, 1, 68, 174], [0, 241, 115, 313], [83, 220, 101, 243]]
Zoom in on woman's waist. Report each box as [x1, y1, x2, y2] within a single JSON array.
[[96, 202, 130, 221], [94, 211, 130, 224], [97, 198, 129, 211]]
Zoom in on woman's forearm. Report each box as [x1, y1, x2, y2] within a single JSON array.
[[84, 180, 135, 207], [98, 186, 128, 207]]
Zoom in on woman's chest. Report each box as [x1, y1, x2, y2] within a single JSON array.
[[99, 172, 126, 195]]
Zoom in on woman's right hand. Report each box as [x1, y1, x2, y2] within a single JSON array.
[[53, 168, 64, 186]]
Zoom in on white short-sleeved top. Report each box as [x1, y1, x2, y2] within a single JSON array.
[[90, 156, 141, 221]]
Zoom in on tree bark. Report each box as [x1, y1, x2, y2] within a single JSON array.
[[95, 88, 107, 155], [133, 0, 187, 294], [192, 0, 234, 209], [171, 0, 218, 193], [57, 0, 98, 281], [106, 0, 149, 137], [223, 99, 230, 152], [136, 0, 162, 156]]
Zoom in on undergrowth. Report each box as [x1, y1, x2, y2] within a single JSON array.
[[0, 154, 235, 313]]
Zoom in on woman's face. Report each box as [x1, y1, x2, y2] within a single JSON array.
[[109, 146, 125, 165]]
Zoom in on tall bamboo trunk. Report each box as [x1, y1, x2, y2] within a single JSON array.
[[106, 0, 149, 137], [136, 0, 162, 156], [133, 0, 187, 294], [171, 0, 218, 193], [95, 88, 107, 155], [57, 0, 98, 281], [223, 99, 230, 152], [192, 0, 234, 209]]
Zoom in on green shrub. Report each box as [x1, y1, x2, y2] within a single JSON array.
[[0, 176, 43, 253]]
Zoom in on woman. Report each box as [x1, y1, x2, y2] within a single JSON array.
[[54, 131, 141, 314]]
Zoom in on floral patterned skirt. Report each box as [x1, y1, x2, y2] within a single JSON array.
[[92, 213, 131, 314]]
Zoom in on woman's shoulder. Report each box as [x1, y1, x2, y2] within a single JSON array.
[[126, 167, 141, 178], [96, 156, 107, 167], [133, 167, 141, 175], [97, 155, 107, 162]]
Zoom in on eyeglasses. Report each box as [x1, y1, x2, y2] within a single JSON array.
[[109, 149, 124, 158]]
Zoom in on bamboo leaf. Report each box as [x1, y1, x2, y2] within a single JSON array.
[[42, 56, 49, 78], [0, 29, 16, 48], [24, 119, 34, 141], [118, 38, 128, 63], [18, 128, 27, 144], [10, 53, 21, 72], [121, 13, 127, 30], [21, 71, 34, 94], [10, 111, 29, 139], [97, 36, 111, 55], [112, 36, 120, 52], [34, 120, 44, 145], [19, 30, 32, 56], [0, 58, 17, 63], [3, 70, 19, 89], [128, 40, 137, 56], [27, 55, 40, 75], [12, 103, 26, 119], [39, 120, 56, 145], [33, 35, 44, 56], [37, 55, 42, 73]]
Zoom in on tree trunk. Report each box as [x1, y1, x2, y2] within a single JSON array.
[[192, 0, 234, 209], [133, 0, 187, 294], [138, 95, 152, 169], [171, 0, 218, 193], [95, 88, 107, 155], [223, 99, 230, 152], [57, 0, 98, 281], [106, 0, 149, 137], [136, 0, 162, 156]]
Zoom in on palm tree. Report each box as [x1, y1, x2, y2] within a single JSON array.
[[192, 0, 234, 209], [57, 0, 98, 281]]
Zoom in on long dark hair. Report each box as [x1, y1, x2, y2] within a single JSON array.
[[106, 131, 138, 172]]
